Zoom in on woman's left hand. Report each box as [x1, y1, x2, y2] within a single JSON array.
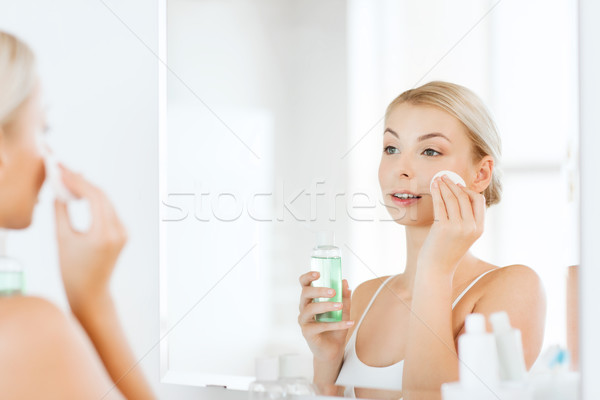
[[54, 165, 127, 314], [417, 175, 486, 275]]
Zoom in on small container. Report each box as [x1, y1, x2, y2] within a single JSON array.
[[458, 313, 499, 392], [278, 354, 316, 396], [490, 311, 527, 381], [0, 230, 25, 297], [248, 357, 285, 400], [443, 314, 532, 400], [310, 231, 342, 322]]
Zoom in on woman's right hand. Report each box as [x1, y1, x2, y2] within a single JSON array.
[[298, 272, 354, 362], [54, 165, 127, 315]]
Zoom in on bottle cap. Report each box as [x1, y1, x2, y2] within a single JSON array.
[[465, 313, 486, 334], [316, 231, 334, 247], [490, 311, 512, 334], [254, 356, 278, 382]]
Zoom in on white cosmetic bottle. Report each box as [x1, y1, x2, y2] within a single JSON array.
[[442, 313, 533, 400], [490, 311, 527, 381], [248, 357, 285, 400], [459, 313, 500, 393], [0, 229, 25, 296], [442, 313, 500, 400], [278, 354, 316, 396]]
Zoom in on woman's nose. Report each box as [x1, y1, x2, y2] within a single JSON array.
[[393, 153, 413, 178]]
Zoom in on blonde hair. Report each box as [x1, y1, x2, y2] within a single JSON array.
[[385, 81, 502, 207], [0, 31, 37, 126]]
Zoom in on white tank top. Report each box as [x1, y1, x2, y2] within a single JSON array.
[[335, 270, 494, 397]]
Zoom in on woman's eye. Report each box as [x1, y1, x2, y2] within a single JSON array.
[[384, 145, 399, 154], [423, 148, 440, 156]]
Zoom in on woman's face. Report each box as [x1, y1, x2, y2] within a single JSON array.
[[378, 102, 481, 225], [0, 83, 46, 229]]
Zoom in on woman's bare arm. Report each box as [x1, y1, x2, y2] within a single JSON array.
[[54, 167, 155, 399], [71, 292, 155, 400]]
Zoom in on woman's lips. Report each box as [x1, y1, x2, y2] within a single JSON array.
[[390, 193, 422, 207]]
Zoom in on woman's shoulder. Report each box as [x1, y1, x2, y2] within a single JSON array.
[[473, 263, 546, 315], [474, 264, 546, 367], [0, 295, 75, 358], [483, 264, 544, 292], [350, 276, 396, 317], [0, 295, 66, 326], [352, 276, 394, 302], [0, 296, 122, 399]]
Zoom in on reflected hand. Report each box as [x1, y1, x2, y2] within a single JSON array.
[[418, 175, 486, 274], [54, 165, 127, 314], [298, 271, 354, 362]]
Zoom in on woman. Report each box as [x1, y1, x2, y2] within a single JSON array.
[[298, 81, 546, 399], [0, 32, 155, 399]]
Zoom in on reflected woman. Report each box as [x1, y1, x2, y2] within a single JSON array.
[[0, 31, 155, 399], [298, 81, 546, 399]]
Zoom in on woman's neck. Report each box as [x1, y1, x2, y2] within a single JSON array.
[[401, 224, 478, 292]]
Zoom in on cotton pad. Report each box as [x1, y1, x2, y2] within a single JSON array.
[[430, 170, 466, 192], [37, 136, 75, 202]]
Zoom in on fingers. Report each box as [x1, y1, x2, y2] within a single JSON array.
[[440, 175, 475, 223], [461, 186, 486, 232], [299, 271, 320, 287], [58, 164, 100, 201], [54, 199, 74, 237], [342, 279, 351, 299], [300, 285, 337, 310], [58, 165, 124, 237], [342, 279, 352, 321], [58, 166, 105, 229], [430, 177, 447, 222], [437, 176, 462, 221], [302, 320, 355, 336], [298, 301, 343, 324], [435, 176, 485, 241]]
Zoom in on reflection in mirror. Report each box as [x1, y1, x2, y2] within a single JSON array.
[[160, 0, 579, 397]]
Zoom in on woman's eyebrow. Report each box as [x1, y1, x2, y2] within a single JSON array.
[[384, 128, 398, 137], [418, 132, 451, 143], [384, 128, 451, 143]]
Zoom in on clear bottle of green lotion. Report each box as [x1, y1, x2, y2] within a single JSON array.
[[311, 231, 342, 322], [0, 230, 25, 297]]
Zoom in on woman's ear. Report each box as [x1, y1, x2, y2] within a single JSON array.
[[471, 155, 494, 193]]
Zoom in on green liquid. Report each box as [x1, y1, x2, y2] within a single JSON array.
[[310, 256, 342, 322], [0, 270, 24, 296]]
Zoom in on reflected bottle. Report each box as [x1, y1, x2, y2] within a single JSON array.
[[311, 231, 342, 322], [0, 230, 25, 297], [278, 354, 316, 397], [248, 357, 285, 400]]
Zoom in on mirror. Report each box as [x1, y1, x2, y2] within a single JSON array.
[[159, 0, 579, 395]]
